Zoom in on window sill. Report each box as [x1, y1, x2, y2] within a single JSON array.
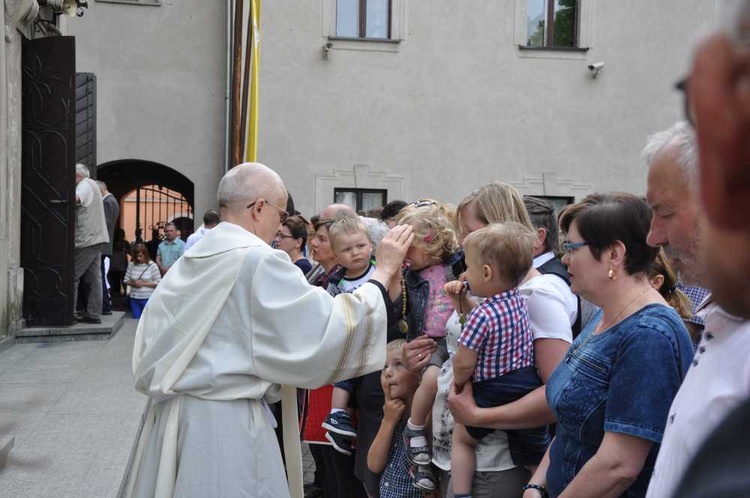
[[95, 0, 161, 5], [517, 44, 590, 60], [518, 45, 590, 52], [325, 36, 401, 53], [328, 36, 400, 44]]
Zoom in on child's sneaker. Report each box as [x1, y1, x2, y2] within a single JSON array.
[[322, 411, 357, 438], [409, 463, 436, 492], [403, 425, 431, 465], [325, 431, 354, 456]]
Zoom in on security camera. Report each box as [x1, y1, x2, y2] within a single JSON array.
[[587, 61, 604, 78], [323, 42, 333, 60]]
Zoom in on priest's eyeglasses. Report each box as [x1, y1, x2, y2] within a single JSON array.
[[247, 199, 289, 224]]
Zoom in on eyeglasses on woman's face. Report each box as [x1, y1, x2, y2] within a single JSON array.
[[562, 240, 589, 255]]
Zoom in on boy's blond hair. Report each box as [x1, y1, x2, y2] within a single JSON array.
[[328, 216, 372, 253], [463, 222, 535, 287], [387, 339, 408, 358], [396, 202, 459, 263]]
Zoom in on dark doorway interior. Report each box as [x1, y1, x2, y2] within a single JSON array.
[[97, 159, 195, 242]]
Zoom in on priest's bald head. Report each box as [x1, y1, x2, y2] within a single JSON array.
[[217, 162, 289, 244]]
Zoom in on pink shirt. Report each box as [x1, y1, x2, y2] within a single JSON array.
[[419, 264, 455, 338]]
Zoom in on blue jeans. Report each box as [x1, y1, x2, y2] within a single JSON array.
[[467, 366, 549, 466], [129, 298, 149, 319]]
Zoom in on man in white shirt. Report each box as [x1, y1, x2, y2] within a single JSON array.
[[125, 163, 413, 498], [524, 196, 593, 337], [73, 164, 109, 324], [644, 118, 750, 498], [669, 9, 750, 495], [184, 209, 220, 251]]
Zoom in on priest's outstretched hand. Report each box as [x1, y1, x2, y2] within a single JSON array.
[[370, 224, 414, 287]]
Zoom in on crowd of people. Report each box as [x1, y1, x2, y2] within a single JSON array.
[[123, 4, 750, 498], [75, 172, 223, 321]]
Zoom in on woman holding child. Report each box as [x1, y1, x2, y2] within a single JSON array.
[[403, 182, 577, 497], [450, 193, 694, 498]]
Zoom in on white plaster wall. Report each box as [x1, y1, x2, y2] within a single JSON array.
[[65, 0, 228, 218], [258, 0, 715, 215], [60, 0, 718, 220]]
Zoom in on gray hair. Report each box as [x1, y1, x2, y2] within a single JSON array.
[[360, 216, 389, 250], [524, 196, 560, 255], [642, 121, 698, 187], [75, 163, 90, 178], [217, 162, 284, 208], [96, 180, 107, 191]]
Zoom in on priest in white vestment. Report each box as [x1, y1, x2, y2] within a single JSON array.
[[124, 163, 413, 498]]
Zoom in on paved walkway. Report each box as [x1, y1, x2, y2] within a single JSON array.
[[0, 319, 316, 497], [0, 320, 145, 498]]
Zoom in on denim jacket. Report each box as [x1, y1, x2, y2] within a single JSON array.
[[403, 251, 464, 341], [545, 304, 694, 497]]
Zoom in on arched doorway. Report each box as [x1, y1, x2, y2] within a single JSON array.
[[97, 159, 195, 243]]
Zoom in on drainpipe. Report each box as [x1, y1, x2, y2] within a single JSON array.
[[224, 0, 233, 173]]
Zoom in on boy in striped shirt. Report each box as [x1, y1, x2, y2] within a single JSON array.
[[445, 223, 549, 498]]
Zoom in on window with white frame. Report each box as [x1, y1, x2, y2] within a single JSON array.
[[336, 0, 392, 39], [526, 0, 579, 48], [334, 188, 387, 213]]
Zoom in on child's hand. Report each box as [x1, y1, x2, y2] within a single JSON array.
[[443, 280, 467, 296], [381, 370, 406, 423], [383, 396, 405, 424]]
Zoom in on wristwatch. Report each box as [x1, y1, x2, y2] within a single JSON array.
[[522, 483, 549, 498]]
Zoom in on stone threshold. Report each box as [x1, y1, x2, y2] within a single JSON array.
[[0, 436, 15, 470], [0, 335, 14, 355], [15, 312, 127, 343]]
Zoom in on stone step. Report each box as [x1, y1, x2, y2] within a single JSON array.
[[15, 312, 127, 343], [0, 436, 15, 469]]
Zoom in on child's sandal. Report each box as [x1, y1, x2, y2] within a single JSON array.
[[403, 426, 431, 465], [409, 464, 436, 492]]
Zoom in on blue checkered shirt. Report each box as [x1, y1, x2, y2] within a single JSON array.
[[677, 283, 710, 326], [380, 423, 423, 498], [458, 288, 534, 382]]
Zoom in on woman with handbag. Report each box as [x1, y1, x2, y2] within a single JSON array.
[[124, 243, 161, 319]]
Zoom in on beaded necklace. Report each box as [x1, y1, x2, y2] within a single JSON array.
[[398, 274, 409, 334]]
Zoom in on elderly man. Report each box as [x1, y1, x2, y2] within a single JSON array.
[[668, 7, 750, 496], [644, 121, 750, 497], [155, 222, 185, 275], [125, 163, 412, 498], [73, 164, 109, 324], [643, 123, 710, 342]]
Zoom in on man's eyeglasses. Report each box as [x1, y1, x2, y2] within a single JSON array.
[[563, 241, 589, 254], [247, 199, 289, 224]]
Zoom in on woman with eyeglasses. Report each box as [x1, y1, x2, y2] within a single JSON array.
[[274, 215, 313, 275], [451, 193, 694, 498]]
